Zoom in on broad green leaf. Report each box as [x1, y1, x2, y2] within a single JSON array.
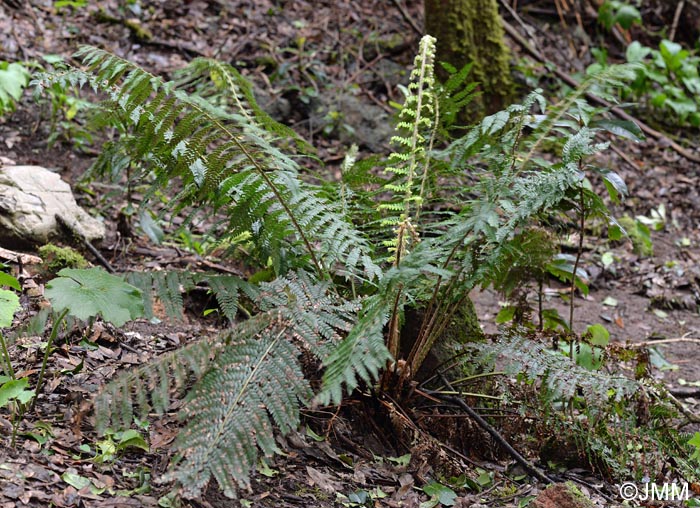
[[422, 481, 457, 507], [0, 289, 20, 328], [0, 377, 32, 406], [587, 323, 610, 346], [0, 62, 30, 107], [139, 210, 164, 245], [591, 119, 643, 142], [0, 272, 20, 291], [45, 268, 144, 326], [115, 429, 149, 452], [626, 41, 651, 63], [496, 306, 516, 324], [614, 5, 641, 29], [688, 432, 700, 461], [61, 471, 92, 490]]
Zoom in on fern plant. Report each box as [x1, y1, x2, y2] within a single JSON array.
[[33, 38, 664, 498]]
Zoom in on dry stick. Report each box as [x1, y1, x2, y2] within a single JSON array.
[[501, 19, 700, 164], [667, 391, 700, 424], [670, 0, 685, 42], [626, 337, 700, 347], [434, 373, 555, 484], [390, 0, 422, 36], [55, 214, 116, 273], [670, 387, 700, 398]]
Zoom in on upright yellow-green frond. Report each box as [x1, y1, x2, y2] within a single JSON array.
[[378, 35, 438, 263]]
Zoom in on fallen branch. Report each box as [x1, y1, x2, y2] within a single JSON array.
[[626, 337, 700, 347], [432, 373, 555, 484], [55, 214, 115, 273], [501, 19, 700, 164], [0, 247, 42, 265]]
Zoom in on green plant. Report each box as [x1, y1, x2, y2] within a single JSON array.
[[0, 268, 143, 446], [597, 0, 641, 32], [0, 61, 30, 115], [34, 39, 673, 499], [38, 244, 89, 278], [590, 38, 700, 127]]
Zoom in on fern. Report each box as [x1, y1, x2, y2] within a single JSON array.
[[34, 47, 380, 281], [97, 272, 358, 498], [34, 39, 653, 499], [460, 331, 637, 404], [379, 35, 438, 262], [124, 270, 256, 323]]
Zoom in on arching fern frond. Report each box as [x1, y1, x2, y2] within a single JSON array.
[[124, 270, 257, 323], [95, 272, 362, 498], [460, 330, 637, 404], [34, 47, 380, 281]]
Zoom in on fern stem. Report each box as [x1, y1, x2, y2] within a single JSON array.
[[537, 278, 544, 331], [569, 183, 585, 355], [0, 332, 14, 379], [207, 326, 285, 459], [31, 308, 69, 411]]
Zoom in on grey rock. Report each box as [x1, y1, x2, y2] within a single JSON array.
[[328, 92, 395, 152], [0, 165, 105, 248]]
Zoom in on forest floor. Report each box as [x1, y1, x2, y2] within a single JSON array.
[[1, 1, 700, 507]]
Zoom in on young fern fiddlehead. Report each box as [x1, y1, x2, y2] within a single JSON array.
[[378, 35, 438, 359]]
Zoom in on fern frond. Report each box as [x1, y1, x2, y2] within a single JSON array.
[[124, 270, 256, 323], [94, 334, 224, 431], [378, 35, 438, 262], [461, 331, 637, 404], [35, 47, 380, 281], [97, 272, 362, 498], [161, 316, 311, 498], [319, 242, 450, 404]]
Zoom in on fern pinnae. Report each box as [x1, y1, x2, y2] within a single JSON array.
[[518, 63, 639, 172], [38, 46, 379, 280]]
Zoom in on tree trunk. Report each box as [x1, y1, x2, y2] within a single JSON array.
[[424, 0, 514, 115]]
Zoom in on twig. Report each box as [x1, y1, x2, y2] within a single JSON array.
[[390, 0, 422, 36], [0, 247, 41, 265], [609, 143, 639, 170], [669, 386, 700, 398], [433, 373, 555, 484], [670, 0, 685, 42], [501, 19, 700, 164], [498, 0, 542, 56], [626, 337, 700, 348], [55, 214, 115, 273], [561, 472, 617, 504], [667, 391, 700, 424]]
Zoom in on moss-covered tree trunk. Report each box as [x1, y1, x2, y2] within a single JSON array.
[[424, 0, 514, 115]]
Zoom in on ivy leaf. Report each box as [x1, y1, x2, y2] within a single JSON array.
[[45, 268, 144, 326], [0, 289, 20, 328]]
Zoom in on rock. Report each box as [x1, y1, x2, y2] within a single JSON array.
[[0, 165, 105, 248], [329, 92, 395, 152], [532, 483, 595, 508]]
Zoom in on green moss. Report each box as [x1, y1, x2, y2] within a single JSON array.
[[617, 216, 654, 256], [424, 0, 514, 115], [38, 244, 89, 277]]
